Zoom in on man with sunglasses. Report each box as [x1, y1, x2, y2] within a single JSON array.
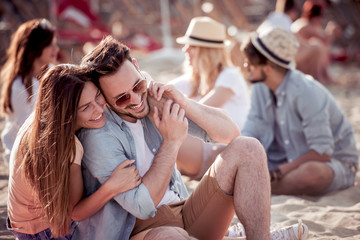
[[74, 35, 274, 240]]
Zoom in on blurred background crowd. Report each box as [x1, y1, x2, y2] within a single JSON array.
[[0, 1, 360, 239], [0, 0, 359, 67]]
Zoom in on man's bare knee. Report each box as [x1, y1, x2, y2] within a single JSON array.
[[214, 136, 268, 194], [144, 226, 196, 240], [223, 136, 267, 167]]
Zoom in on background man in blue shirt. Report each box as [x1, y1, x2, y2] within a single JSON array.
[[242, 28, 358, 196]]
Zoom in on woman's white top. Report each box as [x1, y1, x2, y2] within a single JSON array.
[[170, 67, 250, 130], [1, 76, 39, 164]]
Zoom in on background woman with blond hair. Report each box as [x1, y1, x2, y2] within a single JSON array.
[[0, 18, 59, 165], [7, 65, 141, 239], [170, 17, 250, 179]]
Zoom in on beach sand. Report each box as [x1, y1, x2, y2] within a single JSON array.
[[0, 55, 359, 239]]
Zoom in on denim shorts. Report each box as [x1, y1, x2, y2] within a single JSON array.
[[324, 158, 357, 193], [7, 217, 72, 240], [268, 158, 357, 193]]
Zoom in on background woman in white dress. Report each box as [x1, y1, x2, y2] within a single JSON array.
[[170, 17, 250, 179]]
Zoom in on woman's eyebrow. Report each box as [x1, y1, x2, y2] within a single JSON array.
[[78, 102, 90, 110]]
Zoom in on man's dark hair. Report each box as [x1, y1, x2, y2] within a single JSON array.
[[242, 38, 288, 73], [80, 35, 133, 86], [242, 39, 268, 66], [302, 2, 323, 20], [284, 0, 296, 13]]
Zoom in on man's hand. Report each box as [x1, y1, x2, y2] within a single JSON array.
[[147, 93, 166, 118], [269, 167, 283, 182], [147, 79, 240, 144], [143, 98, 188, 206], [152, 99, 188, 148], [148, 81, 187, 110]]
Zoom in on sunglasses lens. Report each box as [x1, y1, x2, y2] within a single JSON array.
[[115, 79, 147, 106], [115, 94, 130, 106], [133, 80, 147, 93]]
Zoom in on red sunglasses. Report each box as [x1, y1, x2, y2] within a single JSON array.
[[115, 79, 148, 106]]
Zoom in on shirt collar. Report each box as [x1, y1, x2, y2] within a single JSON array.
[[274, 70, 290, 97], [266, 70, 291, 107], [106, 105, 126, 130], [106, 105, 147, 130]]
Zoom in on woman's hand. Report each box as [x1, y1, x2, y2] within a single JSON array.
[[106, 159, 141, 195]]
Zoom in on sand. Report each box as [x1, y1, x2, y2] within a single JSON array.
[[0, 54, 359, 239]]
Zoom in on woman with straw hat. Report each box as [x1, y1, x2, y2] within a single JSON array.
[[170, 16, 250, 179]]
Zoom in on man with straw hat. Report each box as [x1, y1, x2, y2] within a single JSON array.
[[242, 27, 358, 195]]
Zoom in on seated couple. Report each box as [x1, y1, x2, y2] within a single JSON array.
[[7, 35, 308, 240]]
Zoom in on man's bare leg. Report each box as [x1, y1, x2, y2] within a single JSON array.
[[176, 135, 205, 176], [271, 161, 334, 195], [177, 135, 226, 178], [214, 136, 271, 240], [131, 227, 197, 240]]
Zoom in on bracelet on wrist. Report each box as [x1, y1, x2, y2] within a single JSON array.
[[269, 167, 283, 182]]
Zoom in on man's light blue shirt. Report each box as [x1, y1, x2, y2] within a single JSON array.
[[73, 106, 214, 240], [243, 70, 358, 166]]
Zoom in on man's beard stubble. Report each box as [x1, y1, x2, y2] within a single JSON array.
[[249, 68, 267, 84]]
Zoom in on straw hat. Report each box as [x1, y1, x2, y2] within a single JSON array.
[[251, 27, 299, 69], [176, 16, 231, 48]]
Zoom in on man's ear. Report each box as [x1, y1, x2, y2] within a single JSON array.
[[132, 58, 140, 72], [263, 62, 273, 74]]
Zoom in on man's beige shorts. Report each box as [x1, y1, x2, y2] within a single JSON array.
[[131, 165, 235, 239]]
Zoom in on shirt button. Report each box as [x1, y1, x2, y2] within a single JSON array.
[[152, 148, 156, 152], [284, 140, 290, 145]]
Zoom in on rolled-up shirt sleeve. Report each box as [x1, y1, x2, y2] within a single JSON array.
[[113, 184, 156, 219], [296, 86, 334, 155], [187, 118, 215, 143], [79, 130, 156, 219]]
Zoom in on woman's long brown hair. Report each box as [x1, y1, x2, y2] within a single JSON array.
[[20, 64, 86, 237], [0, 18, 55, 115]]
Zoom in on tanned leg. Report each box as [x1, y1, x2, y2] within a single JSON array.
[[176, 135, 204, 176], [271, 161, 334, 195], [131, 227, 197, 240], [214, 136, 271, 240]]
